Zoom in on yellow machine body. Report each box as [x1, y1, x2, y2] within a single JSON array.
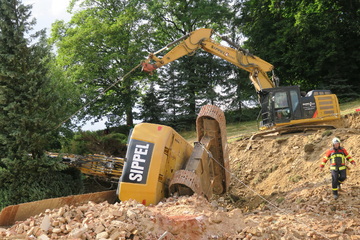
[[117, 123, 193, 205]]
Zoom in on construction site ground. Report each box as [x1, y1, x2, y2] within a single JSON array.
[[2, 112, 360, 239]]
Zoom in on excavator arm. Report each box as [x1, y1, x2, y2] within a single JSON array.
[[142, 28, 277, 92]]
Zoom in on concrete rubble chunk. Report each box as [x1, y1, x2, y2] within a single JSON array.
[[37, 234, 50, 240], [126, 209, 137, 219], [96, 231, 109, 239], [68, 226, 89, 238], [40, 214, 50, 232], [94, 224, 105, 234]]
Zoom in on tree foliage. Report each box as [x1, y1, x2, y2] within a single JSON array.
[[49, 0, 360, 132], [237, 0, 360, 100], [0, 155, 83, 210], [0, 0, 83, 208], [50, 0, 150, 127], [143, 0, 237, 127], [138, 82, 165, 123], [64, 131, 127, 157], [49, 0, 244, 130]]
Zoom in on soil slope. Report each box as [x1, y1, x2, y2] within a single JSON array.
[[2, 112, 360, 239]]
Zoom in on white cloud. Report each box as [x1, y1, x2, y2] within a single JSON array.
[[24, 0, 71, 33], [51, 1, 70, 17]]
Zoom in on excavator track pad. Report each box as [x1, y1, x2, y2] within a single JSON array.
[[169, 105, 230, 199]]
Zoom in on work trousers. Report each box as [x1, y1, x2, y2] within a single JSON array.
[[331, 169, 346, 193]]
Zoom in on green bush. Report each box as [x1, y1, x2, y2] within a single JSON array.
[[64, 131, 127, 157], [224, 107, 260, 123], [0, 155, 83, 210]]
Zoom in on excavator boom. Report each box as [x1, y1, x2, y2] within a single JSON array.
[[142, 28, 276, 92], [48, 152, 124, 182]]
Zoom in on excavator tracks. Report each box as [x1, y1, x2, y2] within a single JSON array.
[[169, 105, 230, 199]]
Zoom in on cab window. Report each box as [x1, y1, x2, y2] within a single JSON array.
[[290, 90, 299, 111], [275, 92, 288, 108], [274, 92, 290, 121]]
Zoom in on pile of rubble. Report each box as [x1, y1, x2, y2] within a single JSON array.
[[0, 195, 245, 240], [2, 187, 360, 239]]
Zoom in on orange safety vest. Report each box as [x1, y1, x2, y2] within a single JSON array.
[[321, 147, 354, 171]]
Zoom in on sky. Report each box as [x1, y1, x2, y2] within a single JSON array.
[[24, 0, 72, 34], [24, 0, 108, 131]]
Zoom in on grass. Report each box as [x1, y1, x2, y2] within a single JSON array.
[[179, 128, 198, 143], [289, 175, 302, 183], [179, 99, 360, 142], [179, 120, 259, 143], [226, 120, 259, 138], [339, 99, 360, 115]]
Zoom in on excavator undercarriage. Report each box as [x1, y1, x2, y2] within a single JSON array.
[[169, 105, 230, 199]]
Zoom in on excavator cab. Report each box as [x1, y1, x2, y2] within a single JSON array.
[[260, 86, 301, 127], [259, 86, 340, 130]]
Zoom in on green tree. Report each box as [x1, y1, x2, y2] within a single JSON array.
[[138, 82, 165, 123], [65, 131, 127, 156], [237, 0, 360, 101], [0, 0, 83, 208], [145, 0, 235, 127], [50, 0, 150, 127], [220, 68, 259, 122]]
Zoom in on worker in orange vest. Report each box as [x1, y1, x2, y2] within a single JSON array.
[[320, 137, 356, 200]]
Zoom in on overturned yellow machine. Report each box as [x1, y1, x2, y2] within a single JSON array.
[[117, 104, 230, 205], [0, 105, 230, 225]]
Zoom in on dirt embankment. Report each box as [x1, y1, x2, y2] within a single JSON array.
[[2, 112, 360, 239]]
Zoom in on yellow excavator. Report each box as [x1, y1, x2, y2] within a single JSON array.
[[142, 28, 341, 135], [0, 105, 229, 226], [117, 105, 229, 206]]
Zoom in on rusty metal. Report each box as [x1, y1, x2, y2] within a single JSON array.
[[197, 104, 230, 191], [0, 190, 117, 226], [169, 105, 230, 199], [170, 170, 203, 196]]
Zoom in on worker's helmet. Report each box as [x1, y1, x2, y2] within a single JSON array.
[[332, 137, 341, 145]]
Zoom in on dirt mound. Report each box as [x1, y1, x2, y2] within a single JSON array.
[[2, 113, 360, 239], [342, 111, 360, 129]]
